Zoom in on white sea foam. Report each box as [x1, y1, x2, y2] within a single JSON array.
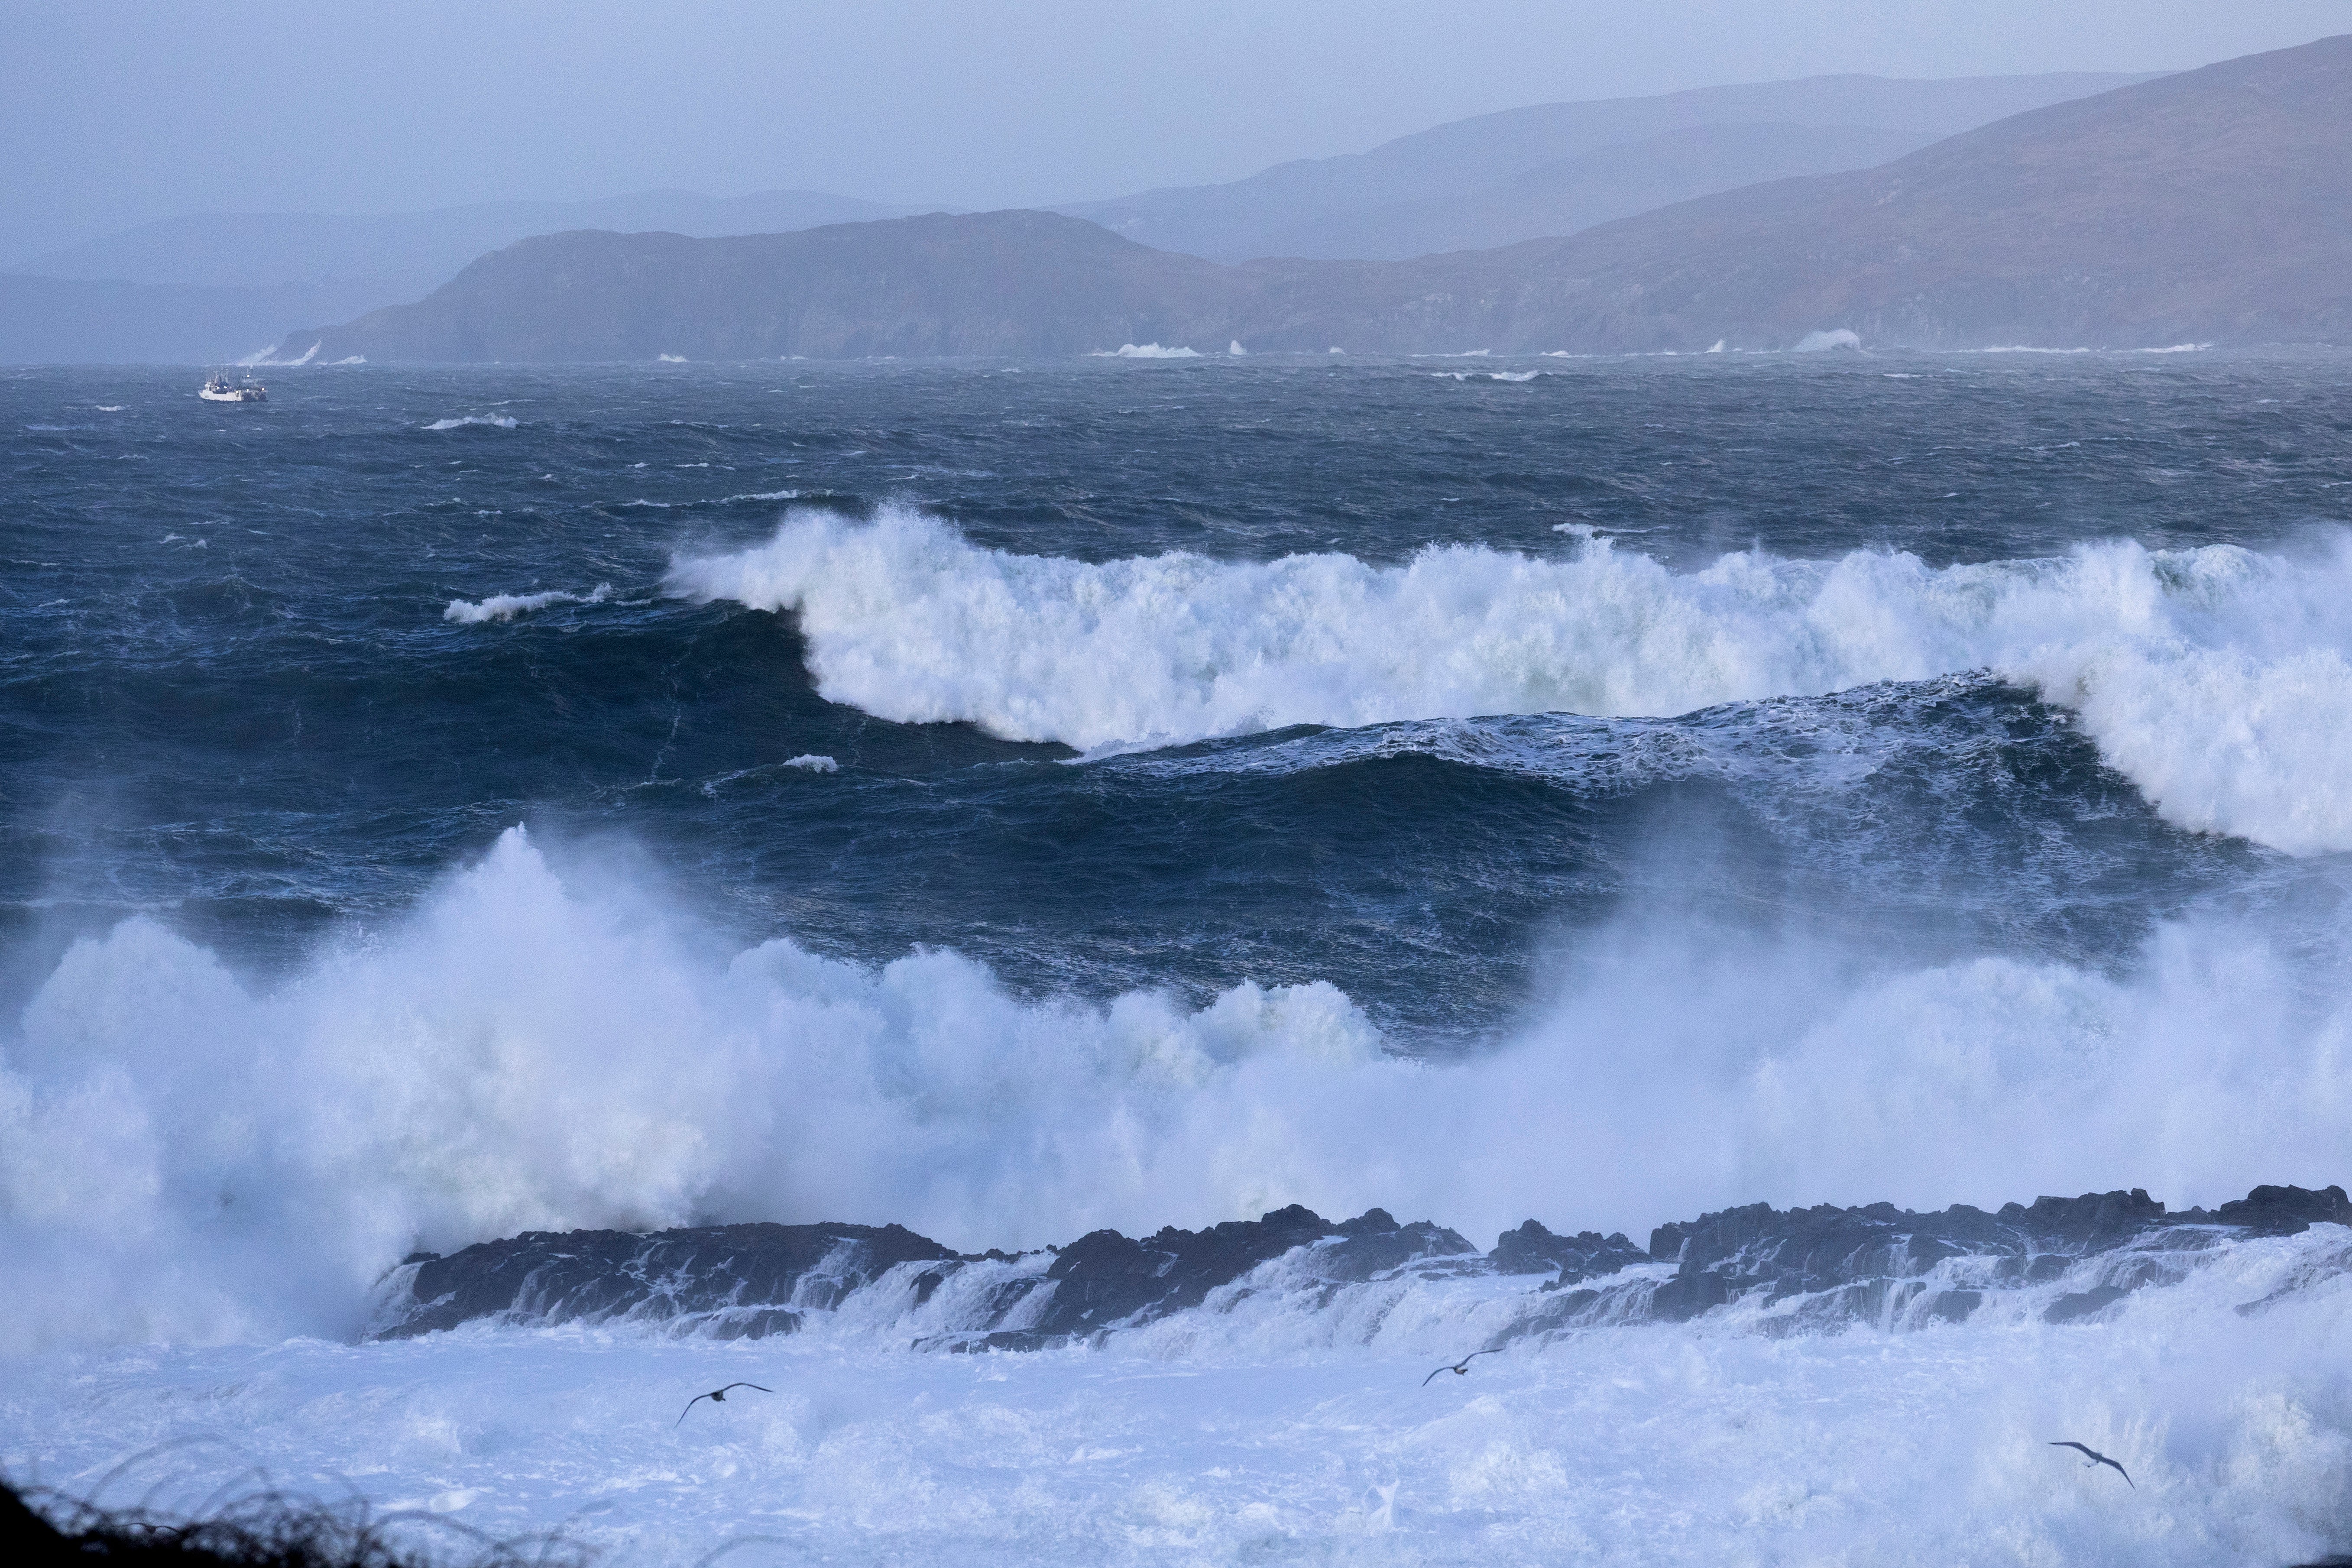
[[6, 816, 2352, 1557], [237, 341, 321, 367], [4, 1223, 2349, 1565], [443, 583, 611, 623], [4, 826, 2350, 1358], [1794, 328, 1862, 352], [669, 509, 2352, 853], [658, 353, 688, 363], [424, 414, 519, 431], [782, 753, 838, 772], [1095, 343, 1199, 359]]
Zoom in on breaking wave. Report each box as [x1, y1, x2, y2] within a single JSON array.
[[670, 509, 2352, 853], [443, 583, 611, 623], [424, 414, 519, 431], [4, 827, 2349, 1352]]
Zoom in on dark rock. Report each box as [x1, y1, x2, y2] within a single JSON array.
[[709, 1308, 802, 1341], [1493, 1220, 1647, 1283], [1994, 1189, 2166, 1248], [1026, 1205, 1474, 1337], [377, 1221, 956, 1340], [2044, 1284, 2132, 1324], [2201, 1184, 2352, 1235], [1031, 1205, 1331, 1336], [1632, 1189, 2223, 1326], [1922, 1289, 1983, 1323], [371, 1180, 2345, 1345]]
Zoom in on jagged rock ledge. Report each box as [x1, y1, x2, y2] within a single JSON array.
[[373, 1184, 2349, 1346]]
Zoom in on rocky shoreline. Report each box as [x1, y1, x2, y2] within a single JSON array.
[[375, 1183, 2350, 1346]]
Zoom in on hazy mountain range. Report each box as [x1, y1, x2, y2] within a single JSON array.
[[269, 36, 2352, 362], [0, 191, 917, 365], [5, 69, 2146, 364], [13, 189, 917, 295], [1053, 71, 2149, 261]]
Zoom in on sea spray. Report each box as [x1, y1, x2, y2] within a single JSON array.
[[6, 828, 2350, 1352]]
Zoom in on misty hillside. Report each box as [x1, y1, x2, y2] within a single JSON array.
[[2, 69, 2152, 365], [18, 188, 922, 293], [275, 212, 1243, 362], [1330, 31, 2352, 351], [270, 36, 2352, 363], [1252, 122, 1927, 261], [0, 275, 398, 365], [1056, 71, 2152, 261], [1, 189, 918, 365]]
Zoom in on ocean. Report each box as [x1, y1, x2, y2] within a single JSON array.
[[3, 350, 2350, 1564]]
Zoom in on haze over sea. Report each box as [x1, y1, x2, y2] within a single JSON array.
[[5, 350, 2352, 1563]]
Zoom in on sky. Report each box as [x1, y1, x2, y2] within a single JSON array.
[[4, 0, 2349, 258]]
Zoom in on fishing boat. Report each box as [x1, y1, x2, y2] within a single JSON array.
[[198, 373, 267, 403]]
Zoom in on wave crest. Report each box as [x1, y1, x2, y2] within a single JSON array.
[[669, 509, 2352, 852]]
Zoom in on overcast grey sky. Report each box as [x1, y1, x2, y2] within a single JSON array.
[[6, 0, 2348, 255]]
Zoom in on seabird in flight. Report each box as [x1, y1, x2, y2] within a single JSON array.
[[1422, 1349, 1501, 1387], [678, 1382, 774, 1425], [2048, 1441, 2133, 1487]]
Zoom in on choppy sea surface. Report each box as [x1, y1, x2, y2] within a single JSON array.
[[4, 351, 2352, 1564]]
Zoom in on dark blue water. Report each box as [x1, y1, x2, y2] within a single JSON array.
[[5, 353, 2349, 1040]]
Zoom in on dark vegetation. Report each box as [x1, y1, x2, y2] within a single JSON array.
[[0, 1481, 577, 1568]]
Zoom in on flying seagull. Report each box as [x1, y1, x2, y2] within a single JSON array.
[[677, 1382, 774, 1425], [1422, 1349, 1501, 1387], [2049, 1441, 2133, 1487]]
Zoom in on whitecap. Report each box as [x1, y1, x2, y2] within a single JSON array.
[[424, 415, 519, 431], [671, 506, 2352, 854], [443, 583, 612, 623]]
